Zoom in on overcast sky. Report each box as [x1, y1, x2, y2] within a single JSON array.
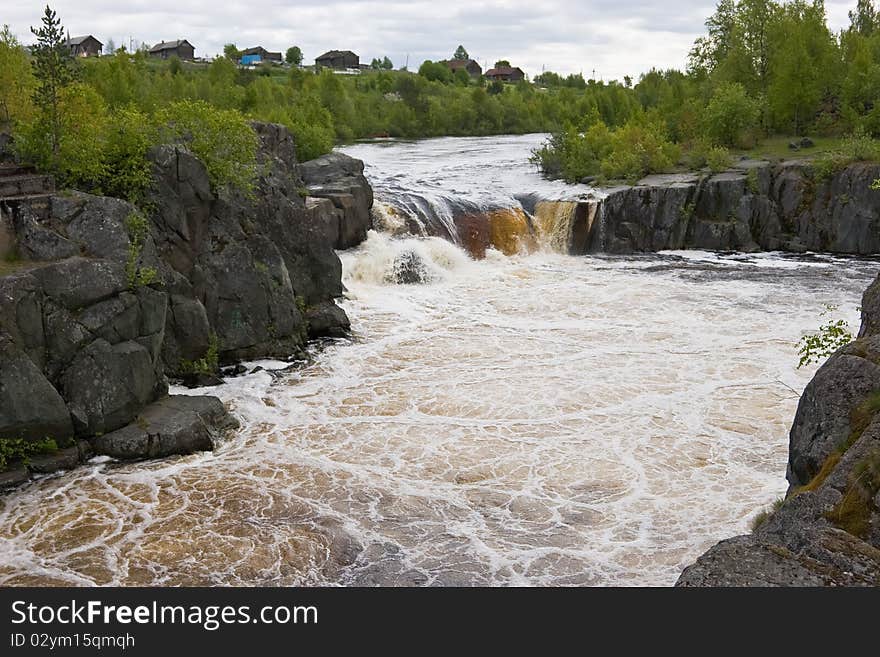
[[3, 1, 860, 80]]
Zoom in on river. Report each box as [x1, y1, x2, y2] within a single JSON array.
[[0, 134, 875, 586]]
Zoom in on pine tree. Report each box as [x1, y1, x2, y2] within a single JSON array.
[[30, 5, 77, 164]]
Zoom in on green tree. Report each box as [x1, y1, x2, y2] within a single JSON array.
[[849, 0, 878, 35], [17, 83, 108, 189], [494, 60, 511, 68], [0, 25, 35, 128], [29, 5, 78, 166], [223, 43, 240, 61], [453, 45, 469, 60], [418, 60, 452, 83], [703, 81, 760, 145], [286, 46, 303, 66], [767, 0, 837, 135], [382, 56, 393, 70], [689, 0, 737, 74], [155, 100, 259, 193]]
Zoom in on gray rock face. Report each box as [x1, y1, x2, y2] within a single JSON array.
[[678, 274, 880, 586], [0, 334, 73, 443], [300, 152, 374, 249], [0, 122, 372, 485], [148, 123, 366, 365], [585, 161, 880, 255]]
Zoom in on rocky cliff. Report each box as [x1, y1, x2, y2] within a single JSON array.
[[575, 159, 880, 255], [0, 123, 372, 489], [677, 274, 880, 586]]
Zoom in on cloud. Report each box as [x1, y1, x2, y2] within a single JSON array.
[[3, 0, 860, 80]]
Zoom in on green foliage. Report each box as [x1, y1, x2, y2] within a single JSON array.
[[797, 305, 853, 368], [286, 46, 303, 66], [16, 83, 108, 189], [155, 100, 259, 193], [746, 167, 760, 193], [29, 5, 78, 169], [124, 211, 158, 288], [813, 128, 880, 180], [179, 333, 220, 376], [599, 118, 680, 181], [100, 106, 156, 203], [825, 449, 880, 538], [0, 26, 35, 128], [223, 43, 240, 61], [703, 82, 760, 146], [706, 145, 733, 172], [453, 45, 469, 61], [533, 115, 678, 182], [418, 60, 452, 83], [0, 437, 58, 470]]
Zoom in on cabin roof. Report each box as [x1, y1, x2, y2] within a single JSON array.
[[150, 39, 192, 53]]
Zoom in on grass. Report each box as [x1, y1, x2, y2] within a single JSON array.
[[751, 497, 786, 532], [0, 260, 31, 277], [731, 136, 847, 162], [824, 450, 880, 538]]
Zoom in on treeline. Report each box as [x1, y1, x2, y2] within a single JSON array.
[[533, 0, 880, 182], [0, 9, 643, 201], [5, 2, 880, 195]]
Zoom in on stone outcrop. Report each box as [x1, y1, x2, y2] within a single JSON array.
[[579, 160, 880, 255], [0, 123, 372, 489], [677, 274, 880, 586], [300, 152, 374, 250]]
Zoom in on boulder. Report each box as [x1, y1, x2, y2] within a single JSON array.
[[91, 395, 239, 459], [300, 152, 374, 249], [61, 338, 162, 436], [390, 249, 430, 284], [0, 334, 74, 444]]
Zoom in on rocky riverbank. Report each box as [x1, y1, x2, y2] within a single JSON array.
[[565, 159, 880, 256], [0, 123, 372, 489], [677, 273, 880, 586]]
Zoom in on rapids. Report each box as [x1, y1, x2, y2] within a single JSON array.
[[0, 135, 876, 586]]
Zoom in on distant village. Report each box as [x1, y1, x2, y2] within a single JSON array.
[[59, 34, 526, 82]]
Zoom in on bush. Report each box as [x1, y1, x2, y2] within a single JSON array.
[[16, 83, 108, 190], [703, 82, 760, 147], [155, 100, 259, 194], [797, 305, 852, 368], [0, 437, 58, 469], [100, 106, 157, 204], [532, 117, 678, 183], [706, 146, 732, 173], [600, 119, 679, 181], [530, 122, 613, 181]]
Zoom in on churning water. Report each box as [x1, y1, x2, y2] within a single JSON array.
[[0, 135, 876, 586]]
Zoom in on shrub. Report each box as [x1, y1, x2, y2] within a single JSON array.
[[600, 118, 679, 181], [100, 106, 157, 204], [703, 82, 760, 147], [0, 437, 58, 469], [124, 211, 158, 288], [532, 117, 678, 183], [797, 305, 852, 368], [706, 145, 732, 173], [179, 333, 220, 376], [155, 100, 259, 194], [16, 83, 108, 190]]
